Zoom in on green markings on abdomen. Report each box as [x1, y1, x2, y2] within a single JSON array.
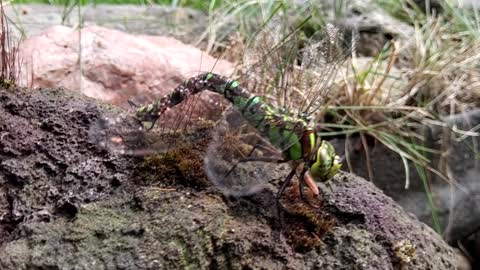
[[147, 72, 309, 161]]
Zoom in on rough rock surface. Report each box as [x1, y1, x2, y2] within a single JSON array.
[[0, 86, 465, 269], [317, 0, 414, 58], [18, 25, 233, 109]]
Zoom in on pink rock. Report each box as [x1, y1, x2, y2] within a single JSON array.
[[19, 25, 234, 110]]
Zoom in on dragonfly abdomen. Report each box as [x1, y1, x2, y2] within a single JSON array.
[[200, 73, 314, 161], [135, 72, 313, 161]]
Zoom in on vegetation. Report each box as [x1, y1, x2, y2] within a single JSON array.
[[0, 2, 21, 88]]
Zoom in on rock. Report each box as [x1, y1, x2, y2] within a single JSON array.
[[0, 86, 467, 269], [428, 109, 480, 179], [0, 86, 137, 240], [443, 189, 480, 244], [314, 0, 414, 58], [5, 4, 207, 44], [437, 111, 480, 265], [18, 25, 233, 110]]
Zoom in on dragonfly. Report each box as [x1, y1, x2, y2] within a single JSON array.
[[91, 20, 352, 209]]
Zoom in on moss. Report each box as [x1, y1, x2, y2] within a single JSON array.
[[133, 126, 212, 190], [281, 186, 336, 252], [135, 142, 210, 189]]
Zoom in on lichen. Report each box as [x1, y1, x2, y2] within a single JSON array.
[[393, 239, 416, 264]]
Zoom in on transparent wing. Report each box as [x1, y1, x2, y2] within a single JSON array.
[[89, 110, 181, 156], [299, 24, 353, 116], [204, 107, 287, 196], [240, 21, 353, 118], [89, 74, 228, 156]]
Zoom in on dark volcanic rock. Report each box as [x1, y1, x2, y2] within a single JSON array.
[[0, 86, 137, 238], [0, 86, 464, 269]]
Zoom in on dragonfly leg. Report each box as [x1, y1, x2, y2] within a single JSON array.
[[298, 168, 307, 200], [223, 155, 288, 179], [127, 100, 139, 109], [274, 165, 299, 227], [223, 142, 286, 179], [241, 133, 282, 157], [240, 156, 288, 163], [298, 168, 320, 209]]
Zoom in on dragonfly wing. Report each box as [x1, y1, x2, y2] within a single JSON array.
[[240, 21, 353, 118], [89, 76, 229, 156], [204, 106, 287, 196], [89, 109, 194, 156], [89, 110, 148, 155], [299, 23, 353, 116]]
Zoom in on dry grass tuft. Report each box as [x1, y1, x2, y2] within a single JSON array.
[[0, 1, 22, 89], [324, 15, 480, 185]]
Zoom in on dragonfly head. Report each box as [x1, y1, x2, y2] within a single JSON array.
[[128, 100, 160, 130], [309, 140, 342, 181]]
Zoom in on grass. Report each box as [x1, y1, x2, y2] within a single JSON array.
[[324, 1, 479, 233], [3, 0, 480, 235]]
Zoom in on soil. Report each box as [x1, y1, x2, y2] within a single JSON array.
[[0, 86, 462, 269]]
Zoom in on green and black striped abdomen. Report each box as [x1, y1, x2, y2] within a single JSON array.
[[135, 72, 313, 161]]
